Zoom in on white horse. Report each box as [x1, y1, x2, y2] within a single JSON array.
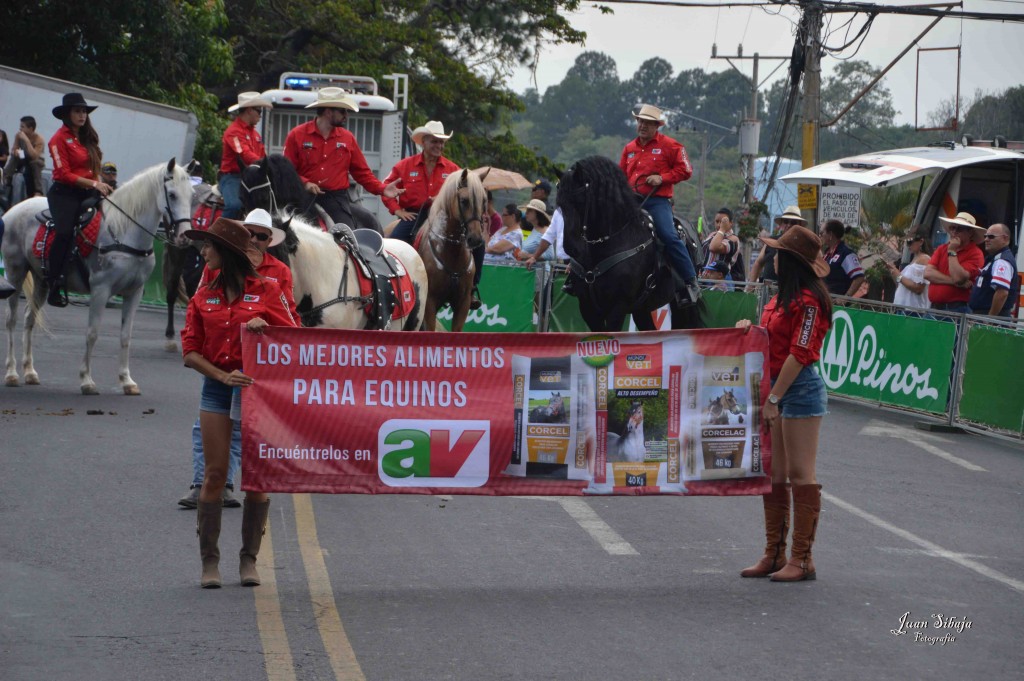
[[276, 211, 428, 330], [2, 159, 193, 394]]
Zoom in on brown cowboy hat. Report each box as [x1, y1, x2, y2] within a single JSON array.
[[184, 217, 251, 259], [52, 92, 97, 119], [760, 225, 830, 277]]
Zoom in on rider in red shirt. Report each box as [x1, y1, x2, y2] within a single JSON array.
[[45, 93, 113, 307], [219, 92, 271, 219], [282, 87, 401, 228], [382, 121, 460, 242]]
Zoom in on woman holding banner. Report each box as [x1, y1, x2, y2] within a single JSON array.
[[736, 225, 832, 582], [181, 217, 297, 588]]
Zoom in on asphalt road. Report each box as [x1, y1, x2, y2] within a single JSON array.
[[1, 300, 1022, 681]]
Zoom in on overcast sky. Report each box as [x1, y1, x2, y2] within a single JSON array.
[[510, 0, 1024, 130]]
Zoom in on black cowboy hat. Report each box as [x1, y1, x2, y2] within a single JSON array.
[[52, 92, 98, 120], [184, 217, 251, 259]]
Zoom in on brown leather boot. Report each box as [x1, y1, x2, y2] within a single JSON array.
[[740, 482, 790, 577], [771, 483, 821, 582], [197, 501, 223, 588], [239, 498, 270, 586]]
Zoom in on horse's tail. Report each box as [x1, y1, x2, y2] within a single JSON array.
[[20, 271, 49, 334]]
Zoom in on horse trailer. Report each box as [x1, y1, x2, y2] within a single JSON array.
[[255, 72, 412, 227], [782, 140, 1024, 318]]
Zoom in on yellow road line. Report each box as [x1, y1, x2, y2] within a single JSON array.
[[293, 493, 366, 680], [252, 525, 297, 681]]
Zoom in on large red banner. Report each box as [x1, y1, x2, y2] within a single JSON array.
[[241, 327, 772, 496]]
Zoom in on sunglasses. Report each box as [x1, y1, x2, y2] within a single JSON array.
[[248, 230, 270, 242], [983, 234, 1003, 240]]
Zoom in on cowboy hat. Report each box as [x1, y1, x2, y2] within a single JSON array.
[[760, 225, 830, 278], [242, 208, 286, 247], [228, 91, 273, 113], [304, 87, 359, 112], [411, 121, 453, 146], [776, 205, 807, 223], [632, 104, 665, 125], [518, 198, 551, 222], [938, 211, 984, 231], [52, 92, 97, 119], [184, 217, 251, 259]]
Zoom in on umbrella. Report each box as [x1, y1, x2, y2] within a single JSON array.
[[473, 166, 533, 191]]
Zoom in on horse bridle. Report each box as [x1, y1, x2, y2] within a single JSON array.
[[88, 174, 190, 257], [425, 173, 483, 275], [242, 163, 318, 217], [564, 177, 653, 285]]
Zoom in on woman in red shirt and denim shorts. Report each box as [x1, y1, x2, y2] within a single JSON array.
[[737, 225, 832, 582]]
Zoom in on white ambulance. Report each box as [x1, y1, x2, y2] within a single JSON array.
[[782, 139, 1024, 317], [256, 72, 412, 226]]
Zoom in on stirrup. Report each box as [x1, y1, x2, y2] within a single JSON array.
[[47, 281, 69, 308], [469, 287, 482, 310]]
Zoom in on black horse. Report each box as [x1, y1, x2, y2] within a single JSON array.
[[558, 155, 704, 332], [240, 154, 382, 233]]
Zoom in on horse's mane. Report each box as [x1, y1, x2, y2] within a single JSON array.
[[265, 154, 307, 206], [425, 168, 486, 234], [557, 156, 647, 243], [103, 162, 190, 240]]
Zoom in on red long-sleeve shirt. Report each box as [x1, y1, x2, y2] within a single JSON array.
[[48, 125, 95, 187], [283, 121, 385, 194], [219, 118, 266, 175], [927, 242, 984, 305], [380, 153, 460, 214], [181, 276, 297, 372], [199, 252, 298, 319], [619, 132, 693, 198], [760, 291, 832, 379]]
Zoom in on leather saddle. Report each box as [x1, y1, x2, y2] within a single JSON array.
[[332, 227, 404, 329]]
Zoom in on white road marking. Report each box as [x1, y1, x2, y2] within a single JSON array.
[[860, 420, 987, 472], [824, 491, 1024, 595], [555, 498, 639, 555]]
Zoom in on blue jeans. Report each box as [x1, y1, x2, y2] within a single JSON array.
[[191, 416, 241, 487], [643, 196, 696, 282], [219, 173, 242, 219], [390, 217, 417, 243]]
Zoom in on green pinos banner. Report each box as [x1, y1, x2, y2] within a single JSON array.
[[817, 307, 955, 414], [436, 264, 537, 332]]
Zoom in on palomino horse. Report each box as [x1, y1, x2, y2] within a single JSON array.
[[241, 154, 380, 232], [273, 210, 428, 331], [2, 159, 193, 394], [557, 155, 704, 332], [415, 169, 486, 332]]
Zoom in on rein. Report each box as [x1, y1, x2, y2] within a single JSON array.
[[242, 166, 318, 218], [91, 178, 188, 257], [425, 173, 482, 278]]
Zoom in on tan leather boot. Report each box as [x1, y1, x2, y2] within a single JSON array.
[[771, 484, 821, 582], [239, 498, 270, 587], [197, 501, 222, 588], [740, 483, 790, 578]]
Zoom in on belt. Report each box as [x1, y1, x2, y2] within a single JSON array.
[[932, 302, 967, 310]]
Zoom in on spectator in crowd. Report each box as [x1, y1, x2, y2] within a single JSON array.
[[925, 212, 985, 314], [382, 120, 458, 243], [46, 93, 113, 307], [701, 207, 742, 290], [748, 206, 805, 289], [180, 217, 297, 588], [886, 231, 931, 311], [516, 204, 554, 262], [284, 87, 402, 228], [220, 92, 272, 219], [531, 178, 552, 212], [969, 223, 1018, 318], [619, 103, 698, 294], [484, 202, 524, 264], [0, 129, 9, 171], [736, 225, 832, 582], [820, 219, 864, 297], [100, 161, 118, 190], [3, 116, 46, 202], [485, 190, 502, 238]]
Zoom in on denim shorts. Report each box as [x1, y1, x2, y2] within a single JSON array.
[[200, 376, 241, 418], [773, 365, 827, 419]]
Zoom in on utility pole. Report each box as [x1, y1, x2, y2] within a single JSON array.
[[711, 46, 790, 207], [799, 1, 825, 229]]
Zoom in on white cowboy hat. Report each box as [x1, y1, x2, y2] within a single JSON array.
[[243, 208, 286, 247], [304, 87, 359, 112], [632, 104, 665, 125], [517, 198, 550, 222], [228, 91, 273, 113], [411, 121, 453, 146], [776, 205, 807, 223], [938, 211, 984, 231]]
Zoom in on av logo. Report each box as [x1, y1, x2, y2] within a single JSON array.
[[377, 419, 490, 488]]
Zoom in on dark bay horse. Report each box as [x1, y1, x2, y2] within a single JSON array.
[[241, 154, 381, 233], [557, 155, 704, 332], [415, 169, 487, 332], [161, 183, 215, 351]]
